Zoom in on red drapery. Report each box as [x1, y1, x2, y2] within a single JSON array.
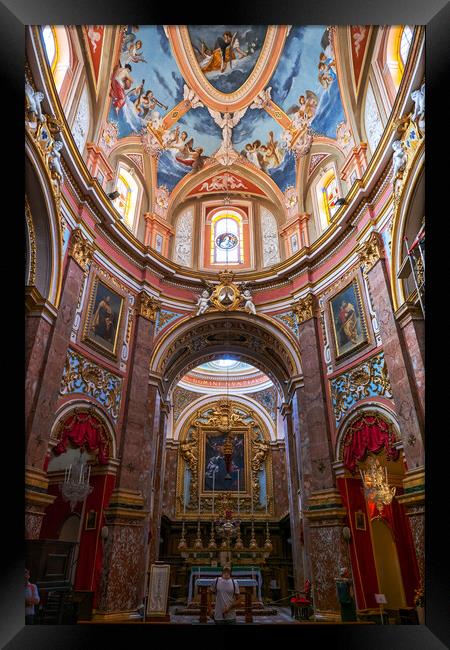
[[54, 411, 110, 464], [343, 414, 399, 473]]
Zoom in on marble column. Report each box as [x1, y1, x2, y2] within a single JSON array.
[[293, 294, 335, 493], [96, 292, 162, 614], [396, 467, 425, 584], [359, 232, 424, 468], [395, 301, 425, 424], [25, 229, 94, 537], [293, 294, 345, 610], [25, 286, 56, 436], [281, 402, 305, 592], [147, 401, 169, 567], [303, 489, 349, 614]]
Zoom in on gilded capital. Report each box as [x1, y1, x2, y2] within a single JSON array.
[[138, 292, 161, 321], [68, 229, 94, 271], [293, 293, 315, 324], [358, 231, 384, 275]]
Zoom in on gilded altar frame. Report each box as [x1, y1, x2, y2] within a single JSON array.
[[176, 400, 274, 520]]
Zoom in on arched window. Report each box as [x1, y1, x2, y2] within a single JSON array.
[[315, 168, 341, 229], [113, 164, 139, 230], [210, 210, 244, 265], [364, 82, 384, 155], [399, 26, 413, 69], [42, 25, 57, 72], [41, 26, 71, 93]]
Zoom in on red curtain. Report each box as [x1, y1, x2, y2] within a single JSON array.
[[54, 411, 110, 464], [343, 414, 399, 473]]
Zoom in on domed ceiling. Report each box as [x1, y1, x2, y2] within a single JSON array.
[[103, 24, 346, 194], [178, 358, 273, 393]]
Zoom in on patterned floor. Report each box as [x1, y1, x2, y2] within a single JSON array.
[[167, 605, 301, 624]]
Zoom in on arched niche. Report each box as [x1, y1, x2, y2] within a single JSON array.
[[25, 148, 62, 307], [390, 158, 424, 311], [49, 402, 118, 464], [175, 398, 274, 520]]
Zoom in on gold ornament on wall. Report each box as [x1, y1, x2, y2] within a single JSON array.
[[138, 292, 161, 321], [293, 293, 315, 324], [68, 229, 95, 272], [358, 232, 384, 276], [176, 400, 273, 520]]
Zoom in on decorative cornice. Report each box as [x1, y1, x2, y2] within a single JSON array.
[[68, 228, 95, 271], [358, 231, 384, 276], [293, 293, 315, 324], [137, 292, 161, 322]]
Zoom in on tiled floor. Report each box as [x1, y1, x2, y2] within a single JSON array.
[[167, 605, 301, 624]]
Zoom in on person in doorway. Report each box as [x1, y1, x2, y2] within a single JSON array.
[[209, 565, 241, 624], [335, 566, 357, 622], [25, 568, 40, 625]]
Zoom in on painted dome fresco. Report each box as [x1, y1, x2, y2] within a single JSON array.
[[39, 24, 416, 278]]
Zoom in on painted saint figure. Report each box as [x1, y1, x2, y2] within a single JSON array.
[[338, 299, 358, 344], [92, 294, 114, 342]]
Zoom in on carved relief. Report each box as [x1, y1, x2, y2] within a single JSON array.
[[173, 208, 194, 267], [176, 401, 273, 519], [137, 292, 161, 322], [68, 229, 95, 271], [25, 197, 36, 286], [60, 349, 123, 421], [293, 293, 315, 324], [260, 206, 280, 267], [358, 231, 384, 276], [330, 351, 393, 426]]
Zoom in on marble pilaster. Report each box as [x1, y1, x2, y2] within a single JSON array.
[[304, 489, 349, 613], [360, 233, 424, 468]]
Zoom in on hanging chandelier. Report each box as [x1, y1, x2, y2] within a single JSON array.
[[60, 448, 93, 511], [360, 456, 396, 515]]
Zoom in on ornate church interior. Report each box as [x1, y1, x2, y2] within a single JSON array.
[[25, 24, 425, 626]]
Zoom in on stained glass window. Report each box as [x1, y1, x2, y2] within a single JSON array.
[[113, 165, 139, 229], [316, 169, 340, 228], [42, 26, 57, 71], [210, 211, 243, 264], [399, 26, 413, 67]]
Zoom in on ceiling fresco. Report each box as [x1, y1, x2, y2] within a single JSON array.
[[187, 25, 267, 93], [102, 25, 347, 197]]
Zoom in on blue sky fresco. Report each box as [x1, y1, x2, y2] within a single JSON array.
[[108, 25, 185, 138], [269, 26, 345, 139], [188, 26, 267, 93]]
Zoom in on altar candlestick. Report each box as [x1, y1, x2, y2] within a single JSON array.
[[237, 469, 240, 515]]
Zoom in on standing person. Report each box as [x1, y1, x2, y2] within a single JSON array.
[[25, 569, 40, 625], [335, 567, 357, 622], [209, 566, 241, 625]]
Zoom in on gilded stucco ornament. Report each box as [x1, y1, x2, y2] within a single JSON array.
[[138, 292, 161, 321], [68, 229, 95, 272], [293, 293, 315, 324], [177, 401, 273, 517], [195, 271, 257, 315], [358, 231, 384, 276]]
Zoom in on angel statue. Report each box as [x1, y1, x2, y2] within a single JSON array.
[[25, 81, 45, 123], [207, 107, 248, 165], [411, 83, 425, 131], [392, 140, 407, 178], [196, 289, 211, 316], [49, 140, 64, 181], [241, 288, 256, 315]]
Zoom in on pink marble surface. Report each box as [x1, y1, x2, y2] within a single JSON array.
[[368, 261, 424, 469]]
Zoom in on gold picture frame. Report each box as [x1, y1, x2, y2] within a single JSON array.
[[82, 274, 125, 360], [85, 510, 97, 530], [146, 564, 170, 617], [176, 401, 273, 519], [329, 277, 370, 362], [355, 510, 366, 531]]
